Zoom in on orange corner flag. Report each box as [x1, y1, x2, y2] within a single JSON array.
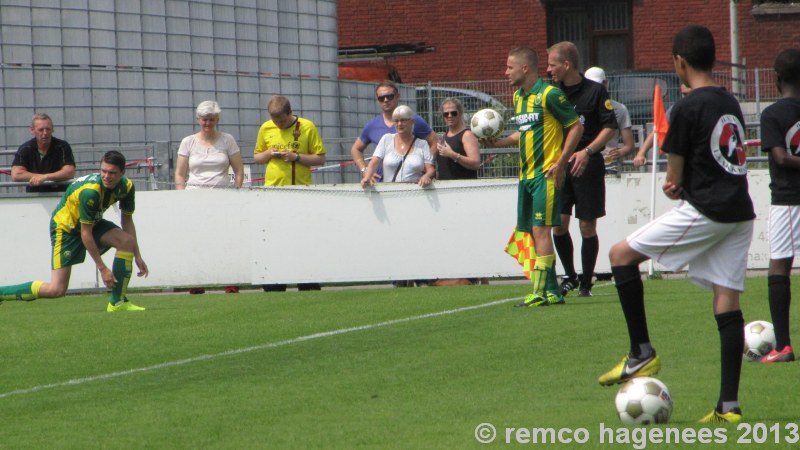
[[653, 84, 669, 150], [505, 229, 537, 280]]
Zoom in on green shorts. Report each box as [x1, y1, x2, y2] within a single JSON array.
[[50, 219, 118, 269], [517, 177, 561, 231]]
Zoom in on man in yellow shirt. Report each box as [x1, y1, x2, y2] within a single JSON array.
[[253, 96, 326, 292], [253, 95, 326, 186]]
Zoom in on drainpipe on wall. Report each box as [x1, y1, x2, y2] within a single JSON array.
[[730, 0, 742, 99]]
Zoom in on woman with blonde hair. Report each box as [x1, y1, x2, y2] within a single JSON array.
[[436, 97, 481, 180]]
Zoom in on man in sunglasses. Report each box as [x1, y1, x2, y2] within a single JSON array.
[[350, 80, 438, 181]]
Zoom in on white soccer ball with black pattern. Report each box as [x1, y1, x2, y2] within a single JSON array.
[[470, 108, 505, 139], [614, 377, 673, 425], [743, 320, 776, 362]]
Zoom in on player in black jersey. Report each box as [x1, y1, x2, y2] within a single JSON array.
[[598, 25, 755, 424], [760, 48, 800, 364]]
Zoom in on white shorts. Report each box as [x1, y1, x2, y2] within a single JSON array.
[[768, 205, 800, 260], [627, 201, 753, 292]]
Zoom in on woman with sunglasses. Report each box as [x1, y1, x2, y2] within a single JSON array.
[[361, 105, 435, 188], [436, 98, 481, 180]]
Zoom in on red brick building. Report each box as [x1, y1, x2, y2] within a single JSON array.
[[338, 0, 800, 83]]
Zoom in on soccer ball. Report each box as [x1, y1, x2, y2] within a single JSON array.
[[743, 320, 776, 361], [615, 377, 673, 425], [470, 108, 505, 139]]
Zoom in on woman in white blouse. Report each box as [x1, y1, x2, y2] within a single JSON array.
[[175, 101, 245, 190], [361, 105, 435, 188]]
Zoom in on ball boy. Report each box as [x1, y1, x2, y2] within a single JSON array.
[[598, 25, 754, 424]]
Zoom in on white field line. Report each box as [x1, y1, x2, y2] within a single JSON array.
[[0, 296, 521, 400]]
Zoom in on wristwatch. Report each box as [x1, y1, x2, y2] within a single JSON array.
[[584, 147, 593, 156], [295, 153, 301, 162]]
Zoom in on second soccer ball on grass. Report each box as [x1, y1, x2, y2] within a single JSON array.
[[743, 320, 776, 362]]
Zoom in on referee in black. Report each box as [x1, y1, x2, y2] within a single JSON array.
[[547, 41, 618, 297]]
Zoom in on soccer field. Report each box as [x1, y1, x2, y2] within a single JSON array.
[[1, 278, 798, 449]]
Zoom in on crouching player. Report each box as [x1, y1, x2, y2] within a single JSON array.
[[598, 25, 754, 424], [0, 150, 149, 311]]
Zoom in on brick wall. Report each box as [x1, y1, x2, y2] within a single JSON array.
[[338, 0, 797, 82], [337, 0, 549, 82]]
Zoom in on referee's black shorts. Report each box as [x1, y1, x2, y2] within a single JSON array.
[[561, 155, 606, 220]]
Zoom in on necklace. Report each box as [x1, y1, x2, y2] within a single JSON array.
[[397, 136, 413, 153]]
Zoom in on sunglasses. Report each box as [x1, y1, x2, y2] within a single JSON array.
[[377, 93, 397, 102], [442, 111, 459, 118]]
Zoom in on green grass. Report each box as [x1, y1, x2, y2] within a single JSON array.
[[1, 277, 798, 449]]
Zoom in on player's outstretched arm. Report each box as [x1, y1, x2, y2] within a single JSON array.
[[481, 131, 519, 149]]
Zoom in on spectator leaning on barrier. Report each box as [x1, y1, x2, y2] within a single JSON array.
[[361, 104, 435, 288], [11, 113, 76, 193], [351, 80, 439, 180], [0, 150, 149, 311], [253, 95, 326, 292], [360, 104, 435, 188], [583, 67, 635, 165], [175, 100, 244, 191]]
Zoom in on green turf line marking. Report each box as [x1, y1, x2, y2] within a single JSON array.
[[0, 296, 520, 400]]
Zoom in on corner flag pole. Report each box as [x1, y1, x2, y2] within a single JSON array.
[[647, 83, 668, 277], [648, 129, 658, 277]]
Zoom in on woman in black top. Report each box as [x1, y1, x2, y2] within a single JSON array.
[[436, 98, 481, 180]]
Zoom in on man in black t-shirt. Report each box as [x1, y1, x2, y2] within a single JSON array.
[[547, 41, 618, 298], [11, 113, 76, 192], [759, 48, 800, 364], [598, 25, 755, 424]]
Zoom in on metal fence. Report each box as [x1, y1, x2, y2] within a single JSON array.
[[0, 144, 164, 195], [410, 67, 779, 179], [0, 67, 781, 192]]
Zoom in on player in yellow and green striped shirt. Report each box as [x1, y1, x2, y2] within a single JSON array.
[[0, 151, 150, 311], [489, 47, 583, 307]]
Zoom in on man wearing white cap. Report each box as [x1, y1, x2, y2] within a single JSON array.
[[584, 67, 635, 165]]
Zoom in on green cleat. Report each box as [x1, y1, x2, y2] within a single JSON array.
[[546, 292, 565, 305], [699, 408, 742, 424], [598, 352, 661, 386], [514, 292, 565, 308], [514, 293, 547, 308], [107, 301, 146, 312]]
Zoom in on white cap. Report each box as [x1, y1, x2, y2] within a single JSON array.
[[584, 66, 606, 84]]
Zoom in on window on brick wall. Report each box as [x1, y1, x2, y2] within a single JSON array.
[[546, 0, 631, 72]]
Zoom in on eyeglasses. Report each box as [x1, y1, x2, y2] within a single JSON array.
[[442, 111, 459, 118], [377, 93, 397, 102], [394, 118, 412, 124]]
